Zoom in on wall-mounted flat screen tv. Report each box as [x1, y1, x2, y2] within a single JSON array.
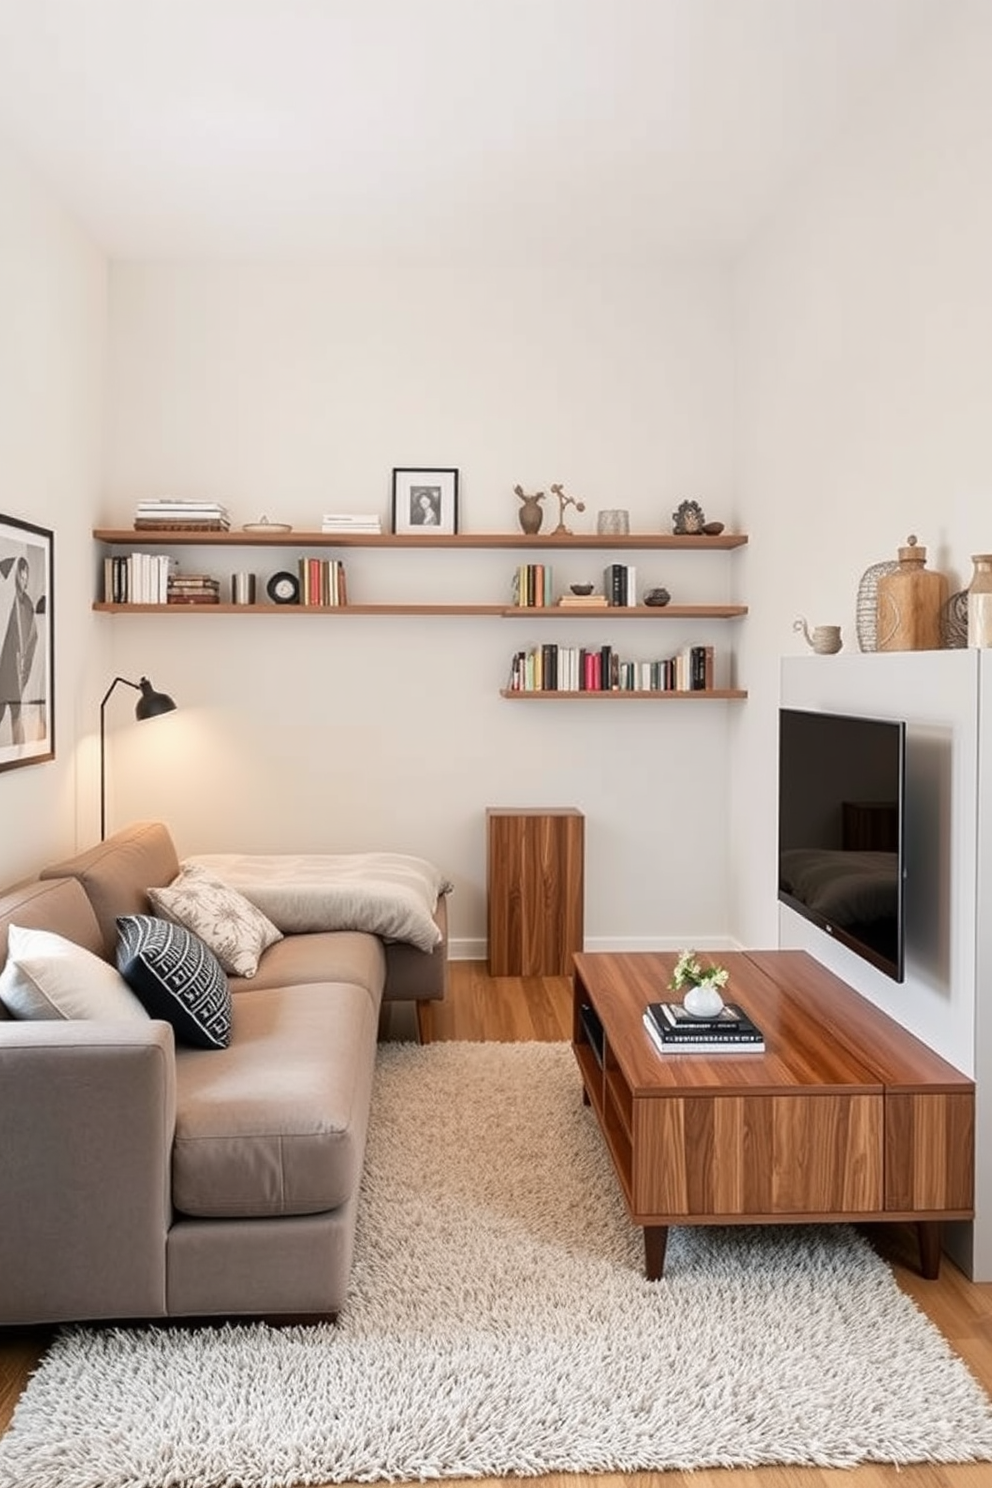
[[778, 707, 906, 983]]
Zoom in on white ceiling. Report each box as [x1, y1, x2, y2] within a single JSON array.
[[0, 0, 959, 259]]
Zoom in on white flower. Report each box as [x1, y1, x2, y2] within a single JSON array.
[[669, 948, 729, 992]]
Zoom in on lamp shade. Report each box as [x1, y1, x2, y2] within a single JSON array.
[[134, 676, 176, 721]]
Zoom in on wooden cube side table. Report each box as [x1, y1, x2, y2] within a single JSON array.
[[486, 808, 585, 976]]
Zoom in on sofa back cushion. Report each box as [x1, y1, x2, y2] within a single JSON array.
[[40, 821, 181, 960], [0, 877, 106, 1021]]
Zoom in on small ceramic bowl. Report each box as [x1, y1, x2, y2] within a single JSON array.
[[701, 521, 725, 536], [570, 583, 595, 596]]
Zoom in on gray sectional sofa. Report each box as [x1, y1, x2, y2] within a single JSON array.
[[0, 821, 448, 1327]]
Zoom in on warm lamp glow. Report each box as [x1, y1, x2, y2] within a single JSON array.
[[99, 675, 177, 840]]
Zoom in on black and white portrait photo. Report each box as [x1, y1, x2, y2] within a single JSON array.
[[391, 468, 459, 535], [409, 486, 442, 526], [0, 514, 54, 771]]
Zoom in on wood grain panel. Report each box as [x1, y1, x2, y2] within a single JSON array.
[[634, 1094, 882, 1219], [634, 1099, 688, 1213], [487, 809, 584, 975], [766, 1095, 882, 1213], [886, 1092, 975, 1211]]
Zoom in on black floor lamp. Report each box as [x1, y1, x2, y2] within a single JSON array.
[[100, 675, 177, 841]]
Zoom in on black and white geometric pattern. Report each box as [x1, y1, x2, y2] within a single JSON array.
[[116, 915, 231, 1049]]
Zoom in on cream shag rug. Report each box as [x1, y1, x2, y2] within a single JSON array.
[[3, 1040, 992, 1488]]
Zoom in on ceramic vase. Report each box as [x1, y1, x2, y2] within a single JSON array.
[[682, 982, 725, 1019], [968, 554, 992, 648], [518, 497, 544, 536]]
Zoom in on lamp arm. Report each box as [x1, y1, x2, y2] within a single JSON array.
[[100, 676, 140, 841], [99, 675, 141, 711]]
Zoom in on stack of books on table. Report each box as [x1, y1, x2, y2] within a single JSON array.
[[133, 499, 231, 531], [320, 514, 382, 534], [167, 573, 221, 605], [642, 1000, 765, 1054]]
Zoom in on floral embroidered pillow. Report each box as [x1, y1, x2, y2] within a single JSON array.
[[148, 864, 283, 979]]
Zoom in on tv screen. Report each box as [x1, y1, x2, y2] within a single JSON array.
[[778, 708, 906, 983]]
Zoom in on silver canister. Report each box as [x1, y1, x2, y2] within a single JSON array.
[[596, 509, 630, 536], [232, 572, 256, 605]]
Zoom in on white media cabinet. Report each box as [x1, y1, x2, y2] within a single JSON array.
[[779, 650, 992, 1281]]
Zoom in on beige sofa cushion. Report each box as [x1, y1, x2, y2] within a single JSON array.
[[41, 822, 181, 959], [231, 929, 385, 1009], [172, 981, 378, 1219]]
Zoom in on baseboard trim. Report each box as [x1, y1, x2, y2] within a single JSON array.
[[448, 935, 745, 962]]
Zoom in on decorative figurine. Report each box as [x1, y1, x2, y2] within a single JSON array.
[[794, 618, 843, 654], [672, 499, 706, 535], [549, 483, 586, 536], [514, 484, 545, 536]]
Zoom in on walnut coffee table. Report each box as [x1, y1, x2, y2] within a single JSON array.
[[572, 949, 974, 1280]]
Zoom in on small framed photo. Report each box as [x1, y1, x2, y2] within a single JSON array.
[[0, 513, 54, 771], [391, 468, 459, 535]]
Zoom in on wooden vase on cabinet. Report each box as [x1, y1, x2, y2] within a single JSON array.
[[876, 535, 947, 651]]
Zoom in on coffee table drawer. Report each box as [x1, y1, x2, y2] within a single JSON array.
[[632, 1093, 884, 1219]]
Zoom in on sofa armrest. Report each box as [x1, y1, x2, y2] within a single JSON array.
[[0, 1021, 177, 1325]]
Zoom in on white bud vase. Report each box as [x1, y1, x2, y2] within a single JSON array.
[[682, 982, 725, 1019]]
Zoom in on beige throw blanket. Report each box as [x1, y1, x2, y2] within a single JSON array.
[[186, 852, 450, 952]]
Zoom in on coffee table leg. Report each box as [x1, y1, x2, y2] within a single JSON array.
[[644, 1225, 669, 1280]]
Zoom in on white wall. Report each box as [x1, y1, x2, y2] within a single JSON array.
[[732, 0, 992, 953], [0, 135, 107, 886], [102, 258, 741, 953]]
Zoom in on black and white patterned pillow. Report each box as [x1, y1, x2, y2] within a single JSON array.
[[116, 915, 231, 1050]]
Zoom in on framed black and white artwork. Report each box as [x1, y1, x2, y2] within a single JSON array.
[[0, 513, 54, 771], [391, 468, 459, 535]]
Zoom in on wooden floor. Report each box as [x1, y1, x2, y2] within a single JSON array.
[[3, 960, 992, 1488]]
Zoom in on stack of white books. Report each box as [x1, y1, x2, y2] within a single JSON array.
[[320, 513, 382, 534], [134, 498, 231, 530]]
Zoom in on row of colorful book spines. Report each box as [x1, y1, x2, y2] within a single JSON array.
[[511, 565, 552, 607], [507, 645, 714, 692], [298, 558, 348, 606]]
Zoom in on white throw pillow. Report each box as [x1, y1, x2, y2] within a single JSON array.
[[0, 924, 150, 1022], [147, 864, 283, 979]]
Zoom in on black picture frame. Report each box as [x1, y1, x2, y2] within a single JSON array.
[[0, 513, 54, 771], [391, 468, 459, 535]]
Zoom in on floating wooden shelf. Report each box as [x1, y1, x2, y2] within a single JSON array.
[[499, 689, 748, 700], [94, 528, 749, 550], [93, 601, 747, 618]]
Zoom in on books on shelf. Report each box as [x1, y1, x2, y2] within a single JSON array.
[[642, 1000, 765, 1054], [321, 514, 381, 533], [504, 642, 717, 693], [104, 552, 177, 604], [298, 557, 348, 605], [511, 564, 553, 607], [557, 594, 608, 607], [133, 499, 231, 531], [603, 563, 637, 607], [166, 574, 221, 605]]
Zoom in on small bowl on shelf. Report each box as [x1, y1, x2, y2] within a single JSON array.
[[570, 583, 595, 596], [701, 521, 725, 536]]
